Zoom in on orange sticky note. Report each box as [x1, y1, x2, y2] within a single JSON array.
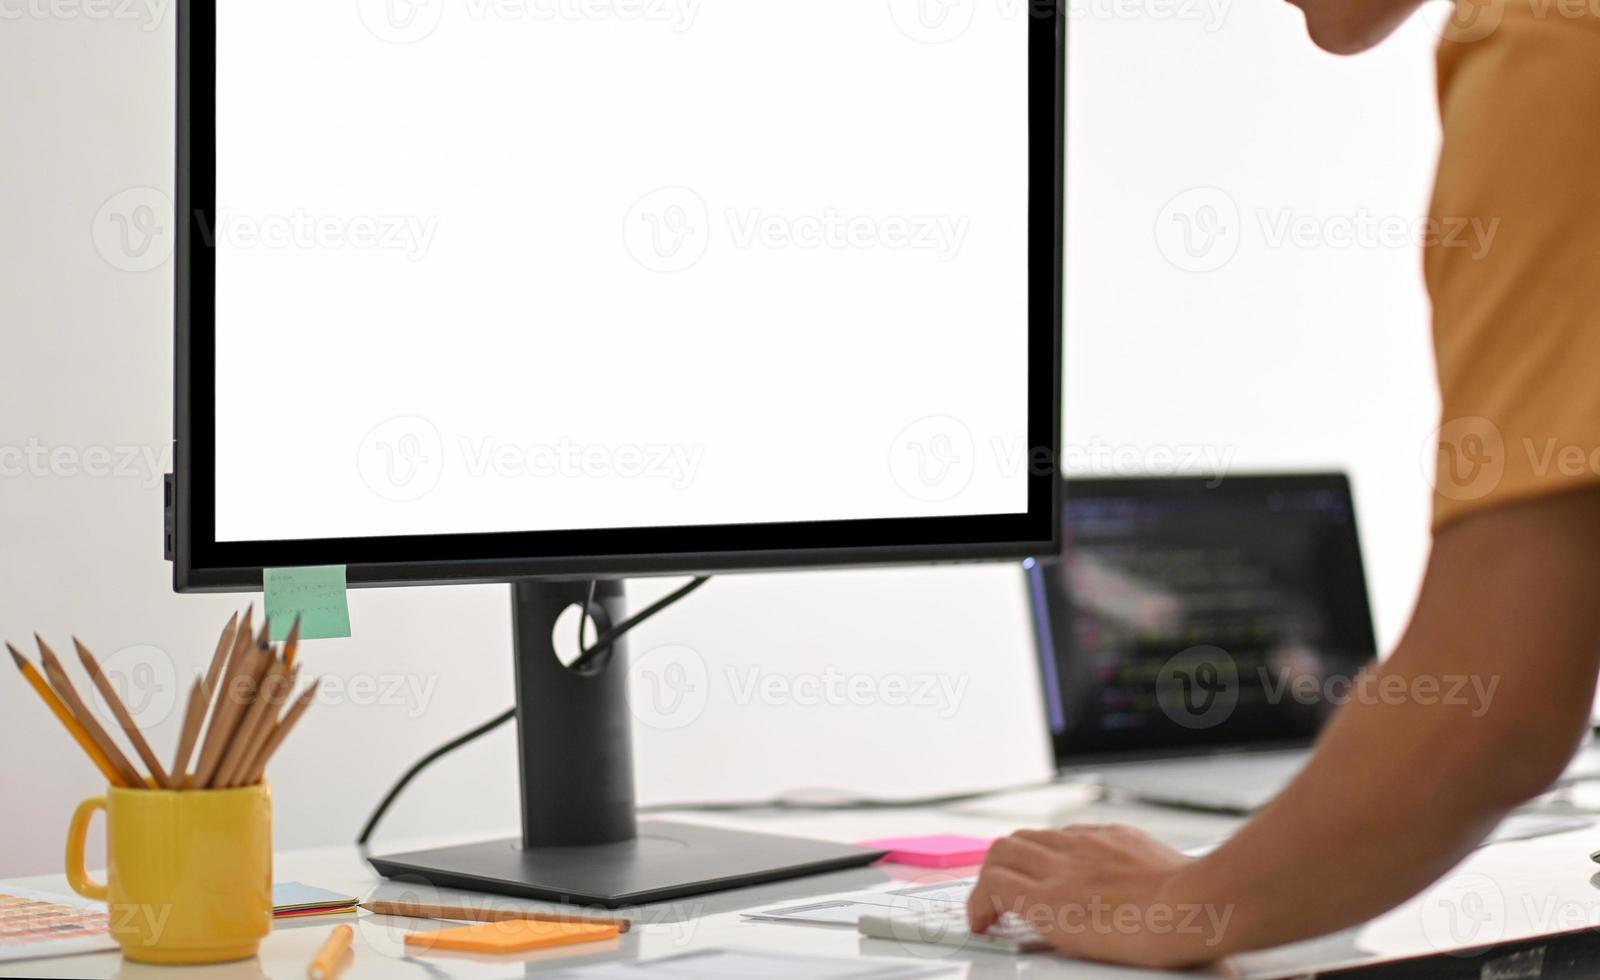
[[404, 919, 618, 954]]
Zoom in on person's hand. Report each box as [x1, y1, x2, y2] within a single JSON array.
[[967, 824, 1233, 968]]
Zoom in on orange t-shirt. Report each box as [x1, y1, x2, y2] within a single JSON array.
[[1426, 0, 1600, 530]]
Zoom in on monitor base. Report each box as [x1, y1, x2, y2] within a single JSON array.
[[368, 820, 886, 908]]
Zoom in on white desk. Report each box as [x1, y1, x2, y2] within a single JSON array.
[[4, 787, 1598, 979]]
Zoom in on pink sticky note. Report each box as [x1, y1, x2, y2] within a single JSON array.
[[860, 834, 994, 868]]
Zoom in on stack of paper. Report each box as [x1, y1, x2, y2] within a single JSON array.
[[273, 882, 359, 920]]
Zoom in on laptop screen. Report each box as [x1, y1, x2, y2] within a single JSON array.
[[1029, 474, 1377, 763]]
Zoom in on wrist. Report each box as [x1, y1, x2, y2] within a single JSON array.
[[1151, 857, 1251, 965]]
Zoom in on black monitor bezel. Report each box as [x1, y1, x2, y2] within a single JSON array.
[[173, 0, 1064, 591], [1031, 472, 1380, 768]]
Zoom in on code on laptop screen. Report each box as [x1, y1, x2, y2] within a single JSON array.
[[1030, 476, 1377, 758]]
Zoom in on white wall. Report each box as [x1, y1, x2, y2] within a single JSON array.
[[0, 1, 1446, 878]]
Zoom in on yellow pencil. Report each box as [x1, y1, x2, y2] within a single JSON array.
[[284, 615, 303, 670], [306, 923, 353, 980], [8, 644, 130, 787], [36, 636, 145, 788]]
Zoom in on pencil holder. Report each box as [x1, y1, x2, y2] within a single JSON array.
[[65, 782, 272, 964]]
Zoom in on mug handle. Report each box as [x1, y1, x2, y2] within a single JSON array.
[[65, 796, 108, 901]]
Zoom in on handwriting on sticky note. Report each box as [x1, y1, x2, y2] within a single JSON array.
[[264, 565, 351, 641]]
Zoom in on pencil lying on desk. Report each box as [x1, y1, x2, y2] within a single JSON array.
[[306, 923, 353, 980], [358, 900, 632, 933]]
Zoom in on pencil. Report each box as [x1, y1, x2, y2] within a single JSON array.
[[192, 621, 263, 786], [186, 610, 250, 788], [244, 681, 319, 783], [200, 645, 272, 787], [283, 616, 302, 670], [36, 636, 145, 788], [215, 659, 286, 788], [202, 611, 239, 700], [228, 664, 297, 788], [74, 638, 173, 789], [306, 924, 353, 980], [8, 644, 129, 787], [358, 900, 632, 933], [170, 678, 207, 786]]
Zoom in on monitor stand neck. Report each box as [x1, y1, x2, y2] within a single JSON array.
[[510, 579, 637, 848], [365, 579, 886, 907]]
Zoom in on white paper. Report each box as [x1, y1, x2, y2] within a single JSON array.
[[540, 946, 953, 979], [746, 878, 975, 926]]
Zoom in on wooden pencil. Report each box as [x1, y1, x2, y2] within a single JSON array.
[[74, 638, 173, 789], [283, 616, 302, 670], [358, 900, 632, 933], [191, 613, 260, 785], [226, 668, 297, 788], [244, 680, 319, 783], [214, 658, 286, 788], [169, 678, 207, 786], [185, 611, 249, 788], [35, 636, 145, 788], [240, 663, 297, 780], [193, 646, 265, 787], [9, 644, 130, 787], [202, 611, 239, 700]]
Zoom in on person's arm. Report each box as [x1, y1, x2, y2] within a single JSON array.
[[968, 485, 1600, 968]]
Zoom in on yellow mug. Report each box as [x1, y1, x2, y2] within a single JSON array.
[[65, 783, 272, 964]]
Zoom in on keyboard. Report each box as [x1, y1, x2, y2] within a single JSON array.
[[857, 907, 1051, 954]]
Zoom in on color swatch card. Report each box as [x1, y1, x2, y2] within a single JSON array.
[[0, 886, 116, 963]]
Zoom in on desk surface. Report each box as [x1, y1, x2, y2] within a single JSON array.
[[4, 786, 1597, 979]]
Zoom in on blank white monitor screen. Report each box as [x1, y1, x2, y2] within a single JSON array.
[[211, 1, 1031, 543]]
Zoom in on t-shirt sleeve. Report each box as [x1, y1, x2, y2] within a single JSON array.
[[1426, 3, 1600, 531]]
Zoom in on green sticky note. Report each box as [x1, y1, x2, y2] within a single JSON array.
[[264, 565, 351, 641]]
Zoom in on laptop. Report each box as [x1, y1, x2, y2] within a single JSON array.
[[1028, 472, 1600, 813], [1026, 472, 1377, 812]]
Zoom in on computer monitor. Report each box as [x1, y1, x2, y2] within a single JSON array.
[[170, 1, 1063, 904], [1028, 474, 1377, 766]]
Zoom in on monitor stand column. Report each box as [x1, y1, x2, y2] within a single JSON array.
[[366, 581, 886, 908]]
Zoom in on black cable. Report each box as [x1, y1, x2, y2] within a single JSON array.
[[357, 576, 711, 845], [357, 707, 515, 845], [577, 578, 597, 665], [568, 576, 708, 672]]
